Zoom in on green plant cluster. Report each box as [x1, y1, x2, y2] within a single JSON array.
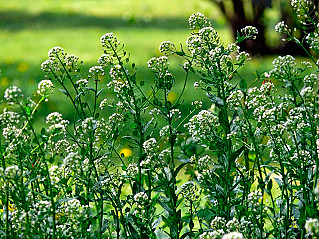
[[1, 1, 319, 238]]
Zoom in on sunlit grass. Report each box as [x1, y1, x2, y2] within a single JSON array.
[[0, 0, 230, 86]]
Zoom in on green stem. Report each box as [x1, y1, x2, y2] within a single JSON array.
[[19, 102, 57, 238], [0, 137, 9, 238]]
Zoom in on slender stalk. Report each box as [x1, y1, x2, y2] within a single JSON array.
[[19, 101, 57, 238], [0, 136, 9, 238]]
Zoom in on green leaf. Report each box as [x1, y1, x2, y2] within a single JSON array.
[[215, 184, 225, 198], [158, 196, 173, 214], [197, 208, 215, 220], [239, 78, 247, 90], [96, 88, 104, 98], [85, 87, 96, 93], [207, 93, 224, 107], [59, 88, 68, 96], [127, 222, 140, 239], [267, 179, 273, 192], [74, 92, 83, 102], [229, 145, 244, 162], [274, 177, 283, 187], [142, 117, 154, 133], [152, 216, 162, 229], [161, 215, 171, 226], [173, 162, 189, 179]]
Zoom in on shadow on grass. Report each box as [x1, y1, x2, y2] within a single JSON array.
[[0, 10, 226, 31]]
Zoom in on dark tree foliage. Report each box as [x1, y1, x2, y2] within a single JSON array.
[[209, 0, 319, 55]]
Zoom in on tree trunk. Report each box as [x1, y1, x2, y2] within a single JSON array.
[[209, 0, 317, 56]]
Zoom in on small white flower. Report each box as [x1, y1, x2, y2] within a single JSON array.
[[222, 231, 244, 239], [4, 86, 23, 104], [37, 80, 53, 98]]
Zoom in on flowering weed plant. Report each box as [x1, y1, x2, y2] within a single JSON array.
[[1, 1, 319, 238]]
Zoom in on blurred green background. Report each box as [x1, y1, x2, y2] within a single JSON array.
[[0, 0, 281, 116]]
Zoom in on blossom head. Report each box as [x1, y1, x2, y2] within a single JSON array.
[[189, 12, 211, 30], [100, 33, 120, 49], [4, 86, 23, 104], [37, 80, 53, 98]]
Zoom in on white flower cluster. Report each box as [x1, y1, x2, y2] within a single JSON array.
[[107, 79, 128, 93], [125, 163, 138, 177], [134, 191, 148, 208], [159, 41, 176, 55], [180, 181, 199, 202], [158, 148, 171, 164], [241, 26, 258, 39], [4, 86, 23, 104], [2, 125, 22, 142], [41, 59, 55, 73], [80, 117, 97, 135], [226, 218, 240, 232], [306, 32, 319, 53], [199, 27, 220, 43], [248, 190, 262, 212], [65, 54, 82, 72], [147, 56, 169, 73], [291, 0, 312, 24], [46, 112, 69, 132], [199, 230, 226, 239], [4, 165, 20, 179], [140, 155, 152, 167], [236, 51, 250, 62], [109, 64, 126, 80], [197, 155, 212, 171], [0, 108, 21, 126], [95, 118, 112, 141], [100, 32, 120, 49], [55, 198, 92, 237], [269, 55, 297, 80], [192, 100, 203, 109], [76, 78, 88, 88], [305, 218, 319, 236], [149, 108, 162, 116], [226, 43, 240, 53], [98, 53, 114, 66], [89, 66, 105, 80], [186, 35, 203, 56], [303, 73, 318, 86], [99, 98, 108, 109], [300, 86, 316, 107], [211, 216, 226, 229], [159, 125, 170, 137], [100, 172, 124, 189], [184, 110, 219, 144], [48, 46, 66, 60], [275, 21, 290, 35], [109, 113, 124, 122], [49, 165, 65, 184], [227, 90, 244, 110], [37, 79, 53, 98], [222, 232, 244, 239], [188, 12, 211, 30], [143, 138, 159, 155], [169, 108, 181, 119], [63, 152, 81, 171]]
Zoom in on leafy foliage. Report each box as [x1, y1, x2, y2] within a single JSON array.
[[1, 1, 319, 238]]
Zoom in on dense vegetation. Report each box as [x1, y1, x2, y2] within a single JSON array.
[[1, 0, 319, 238]]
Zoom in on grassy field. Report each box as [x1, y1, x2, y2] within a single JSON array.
[[0, 0, 229, 84]]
